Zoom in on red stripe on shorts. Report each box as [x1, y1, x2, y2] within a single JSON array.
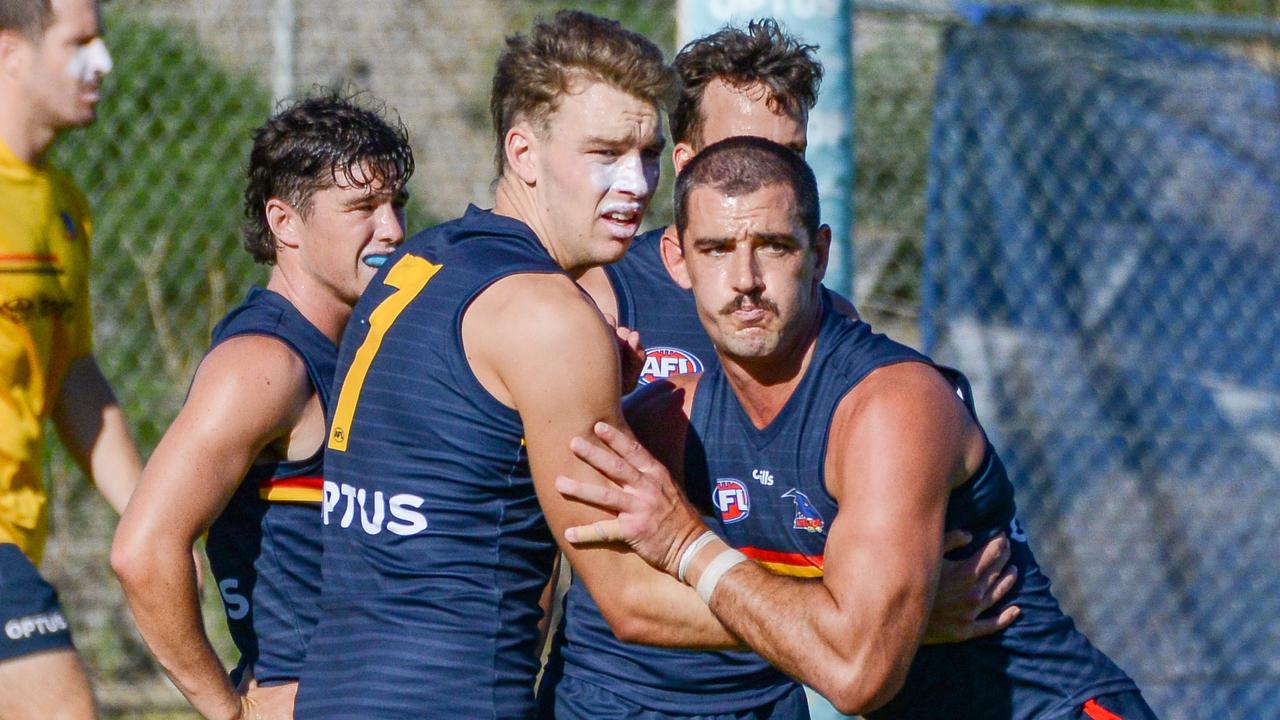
[[1083, 698, 1125, 720]]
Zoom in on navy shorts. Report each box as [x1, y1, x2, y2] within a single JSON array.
[[1075, 691, 1160, 720], [0, 544, 75, 663], [540, 672, 811, 720]]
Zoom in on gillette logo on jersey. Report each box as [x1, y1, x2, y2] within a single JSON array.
[[638, 347, 703, 384], [714, 479, 751, 523], [782, 489, 825, 533]]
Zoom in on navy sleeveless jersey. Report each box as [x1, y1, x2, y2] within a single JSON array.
[[688, 299, 1139, 720], [204, 287, 335, 684], [549, 227, 794, 715], [295, 206, 562, 719]]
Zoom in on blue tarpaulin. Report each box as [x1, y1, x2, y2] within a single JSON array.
[[922, 21, 1280, 719]]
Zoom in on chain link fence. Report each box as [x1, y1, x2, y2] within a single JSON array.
[[35, 1, 1277, 717]]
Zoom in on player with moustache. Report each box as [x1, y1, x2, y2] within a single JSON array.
[[111, 94, 413, 720], [556, 137, 1157, 720], [293, 11, 673, 718], [0, 1, 143, 717], [545, 20, 1019, 720]]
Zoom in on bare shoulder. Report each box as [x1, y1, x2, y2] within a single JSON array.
[[837, 361, 965, 424], [829, 360, 984, 495], [463, 271, 620, 408], [186, 335, 312, 430], [469, 272, 608, 345]]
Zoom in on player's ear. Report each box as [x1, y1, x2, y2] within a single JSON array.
[[671, 141, 696, 175], [660, 227, 692, 290], [265, 198, 301, 251], [0, 29, 28, 74], [811, 225, 831, 283], [504, 122, 539, 186]]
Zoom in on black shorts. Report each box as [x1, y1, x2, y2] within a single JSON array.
[[0, 544, 75, 663]]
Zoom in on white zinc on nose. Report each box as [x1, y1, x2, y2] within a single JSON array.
[[605, 152, 650, 196], [67, 38, 112, 84]]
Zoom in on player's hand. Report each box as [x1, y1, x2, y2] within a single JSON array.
[[922, 530, 1021, 644], [557, 421, 706, 576], [605, 314, 644, 393], [234, 677, 296, 720]]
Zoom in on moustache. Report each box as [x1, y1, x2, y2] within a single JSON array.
[[719, 294, 779, 317]]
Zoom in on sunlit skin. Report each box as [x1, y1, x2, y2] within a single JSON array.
[[265, 166, 407, 338], [0, 0, 109, 163], [666, 182, 830, 392], [579, 79, 808, 320], [496, 78, 664, 277]]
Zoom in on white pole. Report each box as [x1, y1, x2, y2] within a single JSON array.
[[271, 0, 295, 105]]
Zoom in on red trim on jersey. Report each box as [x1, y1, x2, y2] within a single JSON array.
[[0, 254, 58, 262], [261, 476, 323, 490], [738, 546, 824, 569]]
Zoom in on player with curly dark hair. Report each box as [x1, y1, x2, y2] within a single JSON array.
[[112, 91, 413, 720]]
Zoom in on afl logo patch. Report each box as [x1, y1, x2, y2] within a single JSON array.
[[638, 346, 703, 385], [714, 479, 750, 523]]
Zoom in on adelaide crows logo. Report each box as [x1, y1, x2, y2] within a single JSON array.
[[782, 489, 825, 533], [638, 347, 703, 385]]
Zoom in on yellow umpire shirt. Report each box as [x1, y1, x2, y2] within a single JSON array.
[[0, 137, 94, 565]]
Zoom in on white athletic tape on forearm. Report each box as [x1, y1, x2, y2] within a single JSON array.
[[676, 530, 718, 584], [696, 547, 748, 604]]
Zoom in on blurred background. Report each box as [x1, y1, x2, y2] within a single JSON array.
[[40, 0, 1277, 717]]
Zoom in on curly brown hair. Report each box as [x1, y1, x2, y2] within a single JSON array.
[[671, 18, 823, 149], [241, 92, 414, 264], [489, 9, 675, 176]]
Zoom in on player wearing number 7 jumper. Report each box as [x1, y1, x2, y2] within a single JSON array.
[[293, 11, 673, 719], [112, 94, 413, 720]]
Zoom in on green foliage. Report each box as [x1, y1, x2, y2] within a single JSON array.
[[44, 9, 273, 700], [52, 11, 272, 449]]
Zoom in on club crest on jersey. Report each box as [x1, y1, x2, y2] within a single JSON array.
[[638, 346, 703, 385], [714, 478, 751, 523], [782, 489, 825, 533]]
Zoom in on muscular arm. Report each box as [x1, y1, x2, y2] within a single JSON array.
[[111, 337, 313, 720], [562, 362, 988, 714], [463, 274, 739, 648], [52, 355, 142, 514]]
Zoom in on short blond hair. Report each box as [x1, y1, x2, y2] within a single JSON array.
[[489, 10, 675, 175]]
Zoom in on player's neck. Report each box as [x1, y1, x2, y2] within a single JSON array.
[[719, 308, 823, 430], [266, 268, 353, 344], [0, 96, 55, 166], [576, 266, 618, 320], [493, 174, 591, 279]]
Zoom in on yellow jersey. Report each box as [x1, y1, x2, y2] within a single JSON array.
[[0, 137, 94, 564]]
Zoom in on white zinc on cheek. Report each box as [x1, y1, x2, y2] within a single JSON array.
[[67, 38, 112, 84], [605, 153, 652, 197]]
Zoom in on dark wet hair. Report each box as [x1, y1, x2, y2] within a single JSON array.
[[675, 136, 820, 240], [242, 92, 414, 264]]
